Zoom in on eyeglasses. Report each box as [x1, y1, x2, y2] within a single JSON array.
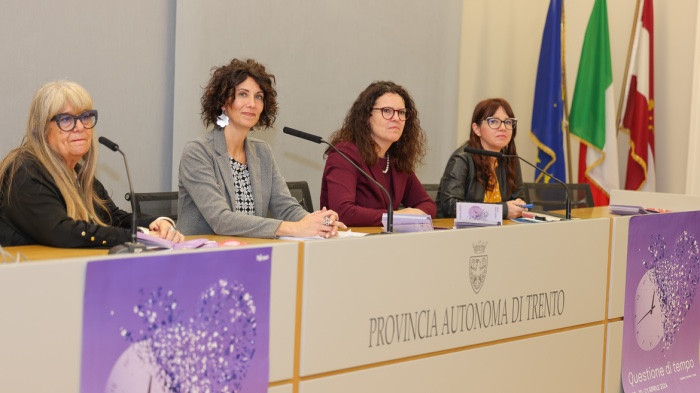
[[372, 107, 408, 121], [483, 117, 517, 130], [51, 110, 98, 132]]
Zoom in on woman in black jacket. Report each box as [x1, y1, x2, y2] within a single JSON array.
[[0, 80, 183, 247], [436, 98, 527, 219]]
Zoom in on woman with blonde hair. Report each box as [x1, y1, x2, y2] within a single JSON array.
[[0, 80, 182, 247]]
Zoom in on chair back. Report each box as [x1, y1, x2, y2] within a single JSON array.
[[522, 183, 593, 211], [286, 181, 314, 212], [422, 183, 440, 203], [125, 191, 179, 220]]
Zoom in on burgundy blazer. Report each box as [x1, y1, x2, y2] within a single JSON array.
[[320, 141, 436, 226]]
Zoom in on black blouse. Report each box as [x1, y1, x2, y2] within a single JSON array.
[[0, 154, 154, 247]]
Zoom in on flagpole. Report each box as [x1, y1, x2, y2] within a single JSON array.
[[616, 0, 643, 127], [561, 0, 572, 182]]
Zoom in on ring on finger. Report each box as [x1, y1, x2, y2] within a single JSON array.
[[168, 226, 176, 232], [324, 216, 331, 226]]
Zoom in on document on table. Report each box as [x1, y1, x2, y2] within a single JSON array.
[[278, 230, 368, 241], [381, 213, 434, 232]]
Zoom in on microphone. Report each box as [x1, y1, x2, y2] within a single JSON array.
[[463, 146, 503, 159], [98, 136, 119, 151], [281, 127, 323, 144], [98, 136, 147, 253], [282, 127, 394, 233], [463, 146, 572, 220]]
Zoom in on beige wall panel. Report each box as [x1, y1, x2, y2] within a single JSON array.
[[605, 321, 625, 393], [300, 325, 605, 393], [609, 215, 631, 319]]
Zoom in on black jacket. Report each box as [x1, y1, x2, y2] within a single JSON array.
[[436, 145, 524, 219], [0, 155, 153, 247]]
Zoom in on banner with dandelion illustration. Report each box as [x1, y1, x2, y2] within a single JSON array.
[[621, 212, 700, 393], [80, 247, 271, 393]]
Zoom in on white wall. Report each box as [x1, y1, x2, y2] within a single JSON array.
[[653, 0, 697, 193], [0, 0, 176, 209], [172, 0, 462, 206], [687, 2, 700, 196]]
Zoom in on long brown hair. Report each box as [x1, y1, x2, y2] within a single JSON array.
[[466, 98, 519, 192], [0, 80, 109, 224], [325, 81, 426, 173]]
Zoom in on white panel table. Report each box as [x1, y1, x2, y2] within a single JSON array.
[[299, 218, 611, 389]]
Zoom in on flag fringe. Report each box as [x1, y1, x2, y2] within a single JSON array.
[[626, 139, 649, 190], [576, 136, 612, 197], [528, 132, 560, 182]]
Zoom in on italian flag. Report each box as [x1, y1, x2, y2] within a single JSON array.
[[569, 0, 619, 205], [620, 0, 655, 191]]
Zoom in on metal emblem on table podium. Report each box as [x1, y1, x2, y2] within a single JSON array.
[[469, 241, 488, 294]]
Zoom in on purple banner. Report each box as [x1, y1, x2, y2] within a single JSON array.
[[622, 211, 700, 392], [80, 247, 272, 393]]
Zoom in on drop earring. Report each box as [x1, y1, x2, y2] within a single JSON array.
[[216, 109, 229, 128]]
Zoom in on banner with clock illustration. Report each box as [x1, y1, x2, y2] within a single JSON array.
[[621, 211, 700, 393], [79, 248, 272, 393]]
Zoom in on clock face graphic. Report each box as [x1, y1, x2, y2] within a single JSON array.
[[634, 269, 665, 351]]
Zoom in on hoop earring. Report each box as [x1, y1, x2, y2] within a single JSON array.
[[216, 109, 229, 128]]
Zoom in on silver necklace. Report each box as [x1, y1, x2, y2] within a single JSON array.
[[382, 153, 390, 174]]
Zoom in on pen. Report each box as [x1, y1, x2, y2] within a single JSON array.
[[517, 203, 534, 209]]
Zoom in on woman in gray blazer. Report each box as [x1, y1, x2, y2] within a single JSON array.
[[178, 58, 344, 238]]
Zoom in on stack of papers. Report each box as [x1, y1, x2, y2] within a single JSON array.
[[382, 213, 434, 233], [137, 232, 219, 250], [278, 230, 367, 241], [454, 202, 502, 228]]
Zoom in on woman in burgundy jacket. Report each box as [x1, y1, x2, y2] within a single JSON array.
[[320, 81, 436, 227]]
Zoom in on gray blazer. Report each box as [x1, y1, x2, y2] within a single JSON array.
[[177, 129, 308, 237]]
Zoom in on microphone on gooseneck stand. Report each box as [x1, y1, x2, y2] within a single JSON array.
[[282, 127, 394, 233], [463, 146, 503, 159], [98, 136, 147, 253], [463, 146, 572, 220]]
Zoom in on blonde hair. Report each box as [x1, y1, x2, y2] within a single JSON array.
[[0, 80, 109, 225]]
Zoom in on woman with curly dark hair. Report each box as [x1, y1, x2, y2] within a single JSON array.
[[320, 81, 436, 226], [436, 98, 527, 219], [178, 58, 344, 238]]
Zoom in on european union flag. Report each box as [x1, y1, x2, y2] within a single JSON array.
[[530, 0, 566, 182]]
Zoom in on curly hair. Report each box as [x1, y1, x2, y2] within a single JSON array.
[[326, 81, 426, 173], [200, 58, 278, 129], [466, 98, 519, 192]]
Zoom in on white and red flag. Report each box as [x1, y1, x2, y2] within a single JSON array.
[[620, 0, 655, 191]]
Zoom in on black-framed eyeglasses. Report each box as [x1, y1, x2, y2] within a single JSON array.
[[51, 110, 98, 132], [483, 117, 517, 130], [372, 107, 408, 121]]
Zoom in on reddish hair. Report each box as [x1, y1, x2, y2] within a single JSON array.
[[466, 98, 518, 192]]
